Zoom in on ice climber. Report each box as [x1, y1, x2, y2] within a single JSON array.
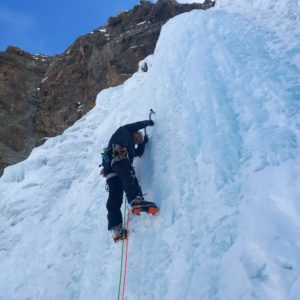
[[100, 120, 159, 242]]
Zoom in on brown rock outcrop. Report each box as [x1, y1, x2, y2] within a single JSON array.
[[0, 47, 52, 173]]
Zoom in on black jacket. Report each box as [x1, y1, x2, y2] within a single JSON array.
[[108, 120, 152, 163]]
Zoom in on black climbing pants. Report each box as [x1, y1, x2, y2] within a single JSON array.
[[106, 159, 143, 230]]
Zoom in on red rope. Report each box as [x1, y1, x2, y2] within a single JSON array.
[[122, 208, 130, 300]]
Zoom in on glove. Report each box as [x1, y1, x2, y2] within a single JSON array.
[[144, 134, 149, 144], [149, 120, 154, 126]]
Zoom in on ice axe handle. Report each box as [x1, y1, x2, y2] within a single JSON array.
[[149, 109, 155, 121], [144, 109, 155, 135]]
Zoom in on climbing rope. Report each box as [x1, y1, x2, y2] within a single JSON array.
[[122, 208, 130, 300], [117, 199, 127, 300], [117, 199, 130, 300]]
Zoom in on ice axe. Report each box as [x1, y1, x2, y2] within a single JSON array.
[[144, 109, 155, 136]]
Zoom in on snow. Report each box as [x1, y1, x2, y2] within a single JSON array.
[[218, 0, 300, 70], [175, 0, 206, 3], [41, 76, 48, 83], [137, 21, 147, 26], [1, 1, 300, 300]]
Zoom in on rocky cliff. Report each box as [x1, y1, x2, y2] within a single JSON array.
[[0, 0, 215, 176]]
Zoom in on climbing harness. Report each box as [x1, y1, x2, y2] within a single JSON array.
[[111, 144, 128, 165]]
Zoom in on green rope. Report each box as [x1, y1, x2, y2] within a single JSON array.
[[117, 197, 127, 300]]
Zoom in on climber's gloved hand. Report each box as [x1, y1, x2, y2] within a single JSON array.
[[144, 134, 149, 144]]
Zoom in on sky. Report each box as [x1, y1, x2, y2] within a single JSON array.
[[0, 0, 149, 55]]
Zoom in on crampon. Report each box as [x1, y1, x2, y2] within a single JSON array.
[[131, 205, 159, 216]]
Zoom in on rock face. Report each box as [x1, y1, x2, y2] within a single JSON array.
[[0, 0, 215, 176], [0, 47, 52, 173]]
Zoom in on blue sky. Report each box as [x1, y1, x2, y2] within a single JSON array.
[[0, 0, 149, 55]]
